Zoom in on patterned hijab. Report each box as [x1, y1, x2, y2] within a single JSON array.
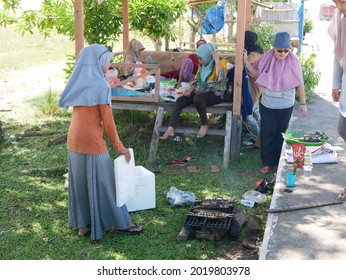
[[195, 43, 216, 90], [58, 44, 114, 109], [328, 8, 346, 72]]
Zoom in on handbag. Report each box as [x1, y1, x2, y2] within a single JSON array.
[[223, 78, 234, 102]]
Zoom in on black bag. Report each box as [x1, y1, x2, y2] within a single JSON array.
[[223, 78, 234, 102]]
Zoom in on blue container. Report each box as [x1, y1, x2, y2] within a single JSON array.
[[286, 171, 296, 187]]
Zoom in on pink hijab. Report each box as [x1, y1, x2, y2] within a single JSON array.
[[328, 8, 346, 72], [252, 49, 303, 92]]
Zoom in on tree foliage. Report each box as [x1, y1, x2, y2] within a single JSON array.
[[0, 0, 186, 48], [129, 0, 186, 50]]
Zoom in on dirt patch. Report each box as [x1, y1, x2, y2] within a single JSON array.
[[217, 241, 259, 260], [0, 63, 66, 110]]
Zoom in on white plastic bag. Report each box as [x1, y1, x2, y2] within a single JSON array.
[[242, 190, 267, 204], [166, 186, 196, 206], [285, 143, 338, 164]]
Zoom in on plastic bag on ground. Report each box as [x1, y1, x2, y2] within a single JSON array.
[[166, 186, 196, 206], [242, 190, 267, 204]]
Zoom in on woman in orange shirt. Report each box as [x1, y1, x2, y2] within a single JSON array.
[[59, 44, 144, 241]]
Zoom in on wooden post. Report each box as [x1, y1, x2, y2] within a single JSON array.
[[233, 0, 247, 118], [223, 110, 232, 168], [231, 0, 249, 159], [74, 0, 84, 58], [122, 0, 129, 51], [246, 0, 252, 30]]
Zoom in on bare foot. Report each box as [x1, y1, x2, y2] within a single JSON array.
[[160, 126, 175, 139], [197, 125, 208, 138]]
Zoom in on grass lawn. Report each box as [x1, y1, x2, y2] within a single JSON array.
[[0, 26, 272, 260]]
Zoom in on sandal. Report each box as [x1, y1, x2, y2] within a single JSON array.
[[338, 188, 346, 201], [181, 156, 196, 163], [211, 165, 220, 173], [78, 227, 90, 237], [187, 166, 198, 173], [113, 223, 144, 235], [167, 159, 185, 166]]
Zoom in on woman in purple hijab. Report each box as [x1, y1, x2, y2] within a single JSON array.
[[244, 32, 307, 174]]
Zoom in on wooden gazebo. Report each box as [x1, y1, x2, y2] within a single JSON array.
[[73, 0, 252, 160]]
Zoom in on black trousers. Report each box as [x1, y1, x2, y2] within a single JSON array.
[[259, 103, 293, 168], [169, 91, 223, 128]]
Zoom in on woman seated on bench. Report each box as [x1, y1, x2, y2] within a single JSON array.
[[118, 38, 145, 78], [160, 43, 228, 139], [161, 39, 207, 89]]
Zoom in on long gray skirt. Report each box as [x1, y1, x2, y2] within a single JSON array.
[[67, 151, 131, 241]]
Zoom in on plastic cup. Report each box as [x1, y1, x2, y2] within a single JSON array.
[[10, 135, 17, 144], [286, 171, 296, 187], [303, 165, 313, 180]]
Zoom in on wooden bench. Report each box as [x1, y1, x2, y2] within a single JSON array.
[[149, 102, 232, 168], [111, 101, 233, 168]]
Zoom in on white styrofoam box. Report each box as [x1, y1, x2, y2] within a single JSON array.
[[114, 148, 136, 207], [126, 166, 156, 212]]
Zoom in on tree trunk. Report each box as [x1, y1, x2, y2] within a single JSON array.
[[226, 1, 236, 42], [154, 37, 162, 51]]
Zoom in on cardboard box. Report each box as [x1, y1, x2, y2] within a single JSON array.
[[126, 166, 156, 212]]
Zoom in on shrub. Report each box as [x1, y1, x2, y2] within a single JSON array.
[[299, 53, 321, 103], [303, 18, 314, 37], [33, 88, 68, 118], [250, 23, 276, 52]]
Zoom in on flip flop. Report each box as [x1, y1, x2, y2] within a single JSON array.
[[113, 224, 144, 235], [166, 159, 185, 166], [181, 156, 196, 163], [187, 166, 198, 173], [211, 165, 220, 173], [77, 227, 90, 237], [338, 188, 346, 201]]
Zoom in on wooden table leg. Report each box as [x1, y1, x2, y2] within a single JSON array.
[[223, 110, 232, 168]]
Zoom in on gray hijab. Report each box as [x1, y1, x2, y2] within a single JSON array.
[[59, 44, 114, 109]]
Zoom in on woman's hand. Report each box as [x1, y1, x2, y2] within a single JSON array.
[[300, 104, 307, 117], [182, 85, 194, 97], [243, 49, 252, 68], [175, 82, 182, 89], [297, 85, 307, 117], [332, 88, 340, 102], [211, 50, 219, 59], [211, 50, 222, 75], [122, 148, 131, 163]]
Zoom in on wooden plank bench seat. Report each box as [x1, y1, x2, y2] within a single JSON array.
[[111, 101, 233, 168]]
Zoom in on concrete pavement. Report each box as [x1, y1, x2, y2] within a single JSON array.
[[259, 19, 346, 260], [259, 94, 346, 260]]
